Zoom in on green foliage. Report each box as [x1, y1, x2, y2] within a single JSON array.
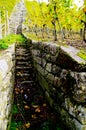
[[0, 42, 8, 49], [12, 104, 18, 114], [10, 121, 17, 130], [10, 121, 22, 130], [10, 104, 22, 130], [0, 0, 20, 23], [41, 120, 62, 130], [0, 34, 26, 50], [24, 0, 84, 35], [77, 50, 86, 61]]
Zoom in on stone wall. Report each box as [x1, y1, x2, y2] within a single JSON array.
[[30, 40, 86, 130], [0, 44, 15, 130], [9, 0, 26, 34]]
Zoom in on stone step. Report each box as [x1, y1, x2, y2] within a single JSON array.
[[16, 80, 35, 88], [16, 63, 32, 67], [16, 61, 28, 64], [16, 61, 31, 65], [16, 54, 31, 57], [16, 56, 31, 60], [16, 66, 32, 70], [16, 67, 32, 71], [16, 48, 27, 51], [16, 57, 31, 61], [16, 73, 30, 76]]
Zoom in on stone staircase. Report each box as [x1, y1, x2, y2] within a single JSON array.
[[9, 0, 26, 34], [12, 41, 64, 130], [15, 42, 34, 88]]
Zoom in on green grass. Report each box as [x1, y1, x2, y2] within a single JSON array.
[[77, 50, 86, 61], [0, 34, 27, 50]]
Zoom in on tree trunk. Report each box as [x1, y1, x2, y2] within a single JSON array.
[[53, 22, 57, 41], [83, 26, 86, 42]]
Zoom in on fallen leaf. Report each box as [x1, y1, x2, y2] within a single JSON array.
[[15, 88, 20, 91], [43, 103, 47, 107], [20, 89, 24, 93], [25, 122, 30, 128], [35, 107, 41, 113], [15, 91, 19, 94], [32, 105, 39, 108], [24, 105, 30, 109], [31, 114, 36, 119]]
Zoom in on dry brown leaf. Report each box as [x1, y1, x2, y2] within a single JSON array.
[[20, 90, 24, 93], [31, 114, 36, 119], [24, 105, 30, 109], [15, 91, 19, 94], [35, 107, 41, 113], [43, 103, 47, 107], [25, 122, 30, 128]]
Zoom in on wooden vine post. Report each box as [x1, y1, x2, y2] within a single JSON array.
[[6, 11, 9, 35], [0, 10, 2, 39], [81, 6, 86, 42]]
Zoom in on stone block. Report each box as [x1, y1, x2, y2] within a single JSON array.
[[31, 40, 40, 48], [35, 57, 41, 65], [70, 72, 86, 103], [41, 52, 46, 58], [54, 77, 62, 87], [49, 43, 60, 55], [42, 42, 50, 53], [46, 73, 54, 84], [74, 119, 86, 130], [41, 58, 46, 68], [64, 98, 86, 125], [31, 49, 40, 56], [49, 55, 57, 62], [51, 65, 61, 75], [46, 63, 52, 72]]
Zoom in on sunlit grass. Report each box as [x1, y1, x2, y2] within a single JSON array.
[[0, 34, 26, 50], [77, 50, 86, 61]]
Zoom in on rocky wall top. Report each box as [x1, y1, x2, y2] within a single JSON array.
[[31, 41, 86, 72]]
